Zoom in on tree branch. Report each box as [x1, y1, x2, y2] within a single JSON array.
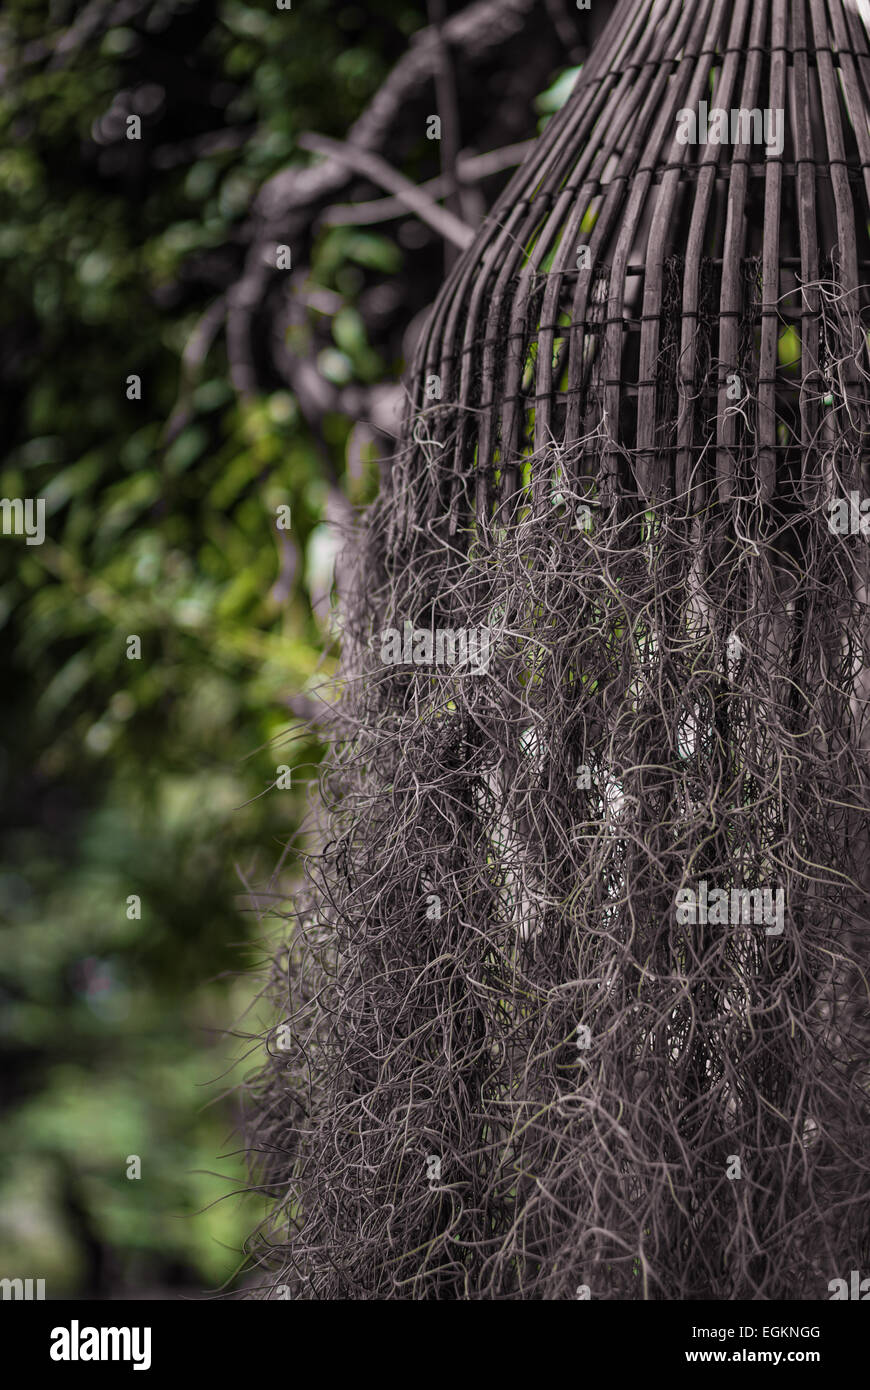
[[296, 132, 475, 250], [319, 140, 532, 228]]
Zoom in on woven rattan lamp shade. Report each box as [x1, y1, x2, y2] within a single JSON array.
[[399, 0, 870, 522], [251, 0, 870, 1301]]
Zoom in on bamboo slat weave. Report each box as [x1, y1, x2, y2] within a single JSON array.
[[395, 0, 870, 533]]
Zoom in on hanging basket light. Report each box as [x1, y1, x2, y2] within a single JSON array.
[[249, 0, 870, 1300]]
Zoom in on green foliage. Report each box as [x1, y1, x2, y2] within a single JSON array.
[[535, 64, 583, 130], [0, 0, 415, 1295]]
